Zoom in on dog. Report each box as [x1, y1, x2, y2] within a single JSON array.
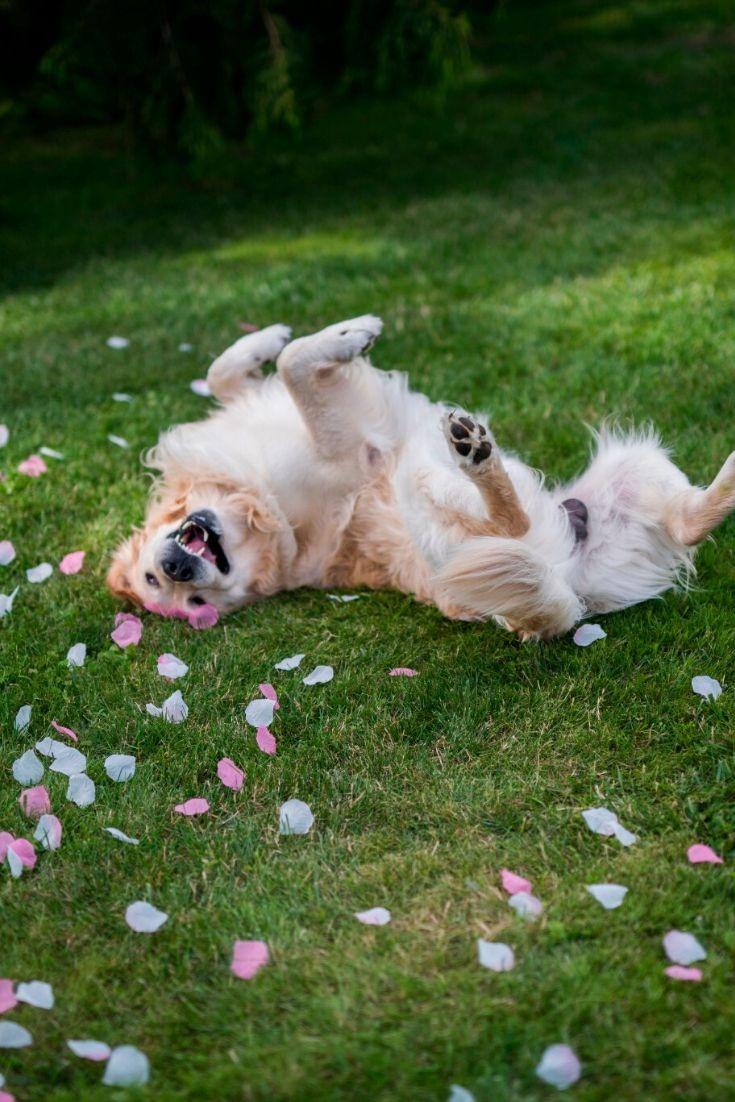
[[108, 316, 735, 638]]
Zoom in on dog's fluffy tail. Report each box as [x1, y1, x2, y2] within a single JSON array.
[[435, 537, 584, 639]]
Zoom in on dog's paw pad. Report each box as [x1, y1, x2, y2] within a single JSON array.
[[443, 411, 493, 469]]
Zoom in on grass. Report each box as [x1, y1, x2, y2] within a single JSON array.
[[1, 0, 734, 1098]]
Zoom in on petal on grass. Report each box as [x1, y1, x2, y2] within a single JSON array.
[[0, 834, 14, 861], [102, 1045, 150, 1086], [50, 747, 86, 775], [17, 455, 47, 477], [389, 667, 418, 677], [0, 980, 18, 1014], [0, 1022, 32, 1048], [535, 1044, 581, 1090], [256, 727, 276, 755], [35, 737, 67, 758], [18, 786, 51, 818], [66, 773, 95, 807], [66, 642, 86, 668], [12, 750, 44, 785], [582, 807, 618, 836], [0, 541, 15, 566], [59, 551, 85, 574], [508, 892, 543, 920], [501, 869, 532, 895], [190, 379, 211, 396], [663, 930, 706, 966], [188, 602, 218, 629], [174, 798, 209, 816], [274, 653, 304, 671], [586, 884, 628, 910], [302, 665, 334, 686], [687, 844, 723, 865], [16, 981, 53, 1010], [231, 940, 269, 980], [217, 758, 244, 791], [34, 815, 62, 851], [111, 614, 142, 648], [448, 1087, 476, 1102], [665, 965, 703, 982], [8, 839, 36, 876], [67, 1039, 111, 1061], [104, 755, 136, 782], [0, 589, 19, 618], [26, 562, 53, 583], [39, 446, 63, 459], [125, 901, 168, 933], [157, 653, 189, 680], [112, 391, 133, 402], [573, 623, 606, 647], [259, 683, 279, 708], [0, 424, 8, 446], [477, 939, 515, 972], [106, 336, 129, 349], [355, 908, 391, 926], [51, 719, 78, 742], [108, 434, 129, 448], [14, 705, 31, 731], [104, 827, 139, 845], [279, 799, 314, 835], [245, 698, 275, 728], [691, 675, 722, 700]]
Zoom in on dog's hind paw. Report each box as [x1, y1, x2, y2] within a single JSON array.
[[443, 410, 494, 470], [278, 315, 383, 373]]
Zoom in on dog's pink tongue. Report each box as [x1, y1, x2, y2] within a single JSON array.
[[188, 537, 206, 553]]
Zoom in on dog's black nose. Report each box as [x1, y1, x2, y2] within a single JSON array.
[[161, 552, 195, 582]]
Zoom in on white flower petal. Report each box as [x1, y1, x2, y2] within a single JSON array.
[[12, 749, 44, 785], [157, 653, 188, 680], [691, 675, 722, 700], [34, 814, 62, 850], [245, 698, 275, 728], [0, 1021, 33, 1048], [0, 424, 8, 447], [302, 664, 334, 686], [536, 1044, 581, 1090], [35, 737, 68, 758], [275, 652, 305, 670], [50, 747, 87, 776], [15, 704, 32, 731], [508, 892, 544, 920], [573, 623, 607, 647], [102, 1045, 150, 1086], [448, 1087, 476, 1102], [327, 593, 361, 602], [67, 1039, 111, 1061], [355, 907, 391, 926], [104, 754, 136, 782], [178, 342, 193, 352], [112, 392, 133, 402], [66, 642, 87, 668], [163, 690, 188, 723], [612, 822, 638, 847], [107, 434, 129, 448], [7, 847, 25, 878], [586, 884, 628, 910], [189, 379, 211, 396], [39, 446, 64, 459], [477, 939, 515, 971], [663, 930, 706, 966], [0, 587, 19, 618], [26, 562, 53, 584], [0, 541, 16, 565], [279, 799, 314, 835], [146, 702, 163, 717], [16, 981, 54, 1010], [66, 773, 96, 807], [104, 827, 139, 846], [106, 336, 129, 349], [582, 807, 618, 836], [125, 901, 168, 933]]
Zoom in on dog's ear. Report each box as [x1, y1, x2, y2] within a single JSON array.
[[147, 487, 190, 528], [107, 532, 144, 604], [228, 489, 281, 534]]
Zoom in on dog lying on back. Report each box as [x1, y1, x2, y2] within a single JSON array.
[[108, 316, 735, 638]]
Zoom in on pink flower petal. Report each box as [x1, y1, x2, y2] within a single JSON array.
[[217, 758, 244, 791], [111, 614, 142, 647], [259, 683, 280, 709], [8, 838, 36, 870], [238, 322, 260, 333], [0, 1089, 17, 1102], [51, 719, 78, 743], [687, 843, 723, 865], [0, 979, 18, 1014], [501, 868, 532, 895], [665, 965, 703, 982], [256, 726, 276, 755], [157, 653, 188, 680], [18, 786, 51, 818], [174, 798, 210, 816], [0, 832, 14, 861], [0, 541, 15, 566], [389, 667, 418, 677], [231, 939, 269, 980], [17, 454, 48, 477], [59, 551, 85, 575], [188, 602, 218, 629]]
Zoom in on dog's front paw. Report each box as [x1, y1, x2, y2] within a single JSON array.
[[278, 315, 383, 372], [443, 410, 494, 469]]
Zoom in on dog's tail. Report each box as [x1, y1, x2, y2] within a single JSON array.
[[435, 537, 584, 639]]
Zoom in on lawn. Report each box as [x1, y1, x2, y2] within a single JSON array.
[[1, 0, 734, 1099]]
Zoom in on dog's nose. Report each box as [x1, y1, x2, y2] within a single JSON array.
[[161, 553, 195, 582]]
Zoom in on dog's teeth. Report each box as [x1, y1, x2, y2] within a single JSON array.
[[202, 531, 209, 541]]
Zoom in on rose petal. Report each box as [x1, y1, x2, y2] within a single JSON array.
[[448, 1087, 476, 1102], [573, 623, 606, 647], [687, 843, 723, 865], [245, 698, 275, 728], [14, 705, 31, 731], [59, 551, 85, 575], [190, 379, 211, 397], [217, 758, 244, 791], [259, 682, 279, 708], [188, 602, 218, 629], [0, 541, 15, 566], [327, 593, 361, 603], [51, 719, 78, 742], [111, 614, 142, 647], [0, 1022, 32, 1048], [663, 930, 706, 966], [8, 839, 36, 873], [34, 815, 62, 851], [12, 749, 44, 785], [66, 642, 87, 668], [178, 343, 193, 352], [586, 884, 628, 910], [106, 336, 129, 349], [302, 665, 334, 686], [17, 455, 47, 477], [50, 747, 86, 775], [508, 892, 543, 920], [0, 424, 8, 447], [26, 562, 53, 583], [18, 786, 51, 818], [16, 981, 53, 1010], [256, 727, 276, 755], [112, 392, 133, 402], [274, 653, 304, 671], [157, 653, 189, 680], [0, 589, 19, 618], [665, 965, 703, 982], [389, 667, 418, 677], [477, 939, 515, 972], [582, 807, 618, 836], [612, 822, 638, 847], [108, 434, 129, 448], [125, 901, 168, 933], [174, 797, 209, 816], [39, 446, 63, 459], [691, 675, 722, 700], [66, 773, 95, 807], [355, 907, 391, 926], [35, 737, 67, 758], [67, 1039, 112, 1061], [0, 834, 14, 862], [102, 1045, 150, 1086], [0, 980, 17, 1014], [231, 940, 269, 980], [279, 799, 314, 835], [500, 868, 532, 895], [105, 754, 136, 782], [535, 1044, 581, 1090], [104, 827, 139, 845]]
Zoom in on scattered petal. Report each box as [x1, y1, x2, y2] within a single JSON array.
[[256, 727, 276, 755], [174, 798, 209, 816], [0, 424, 7, 447], [0, 1022, 32, 1048], [663, 930, 706, 966], [17, 455, 47, 477], [327, 593, 361, 603], [59, 551, 85, 574], [162, 690, 188, 723], [245, 698, 275, 728], [111, 613, 142, 648], [39, 446, 64, 459], [586, 884, 628, 910], [18, 786, 51, 818], [50, 747, 87, 776], [231, 940, 269, 980], [238, 322, 260, 333], [107, 434, 129, 448], [188, 602, 219, 629], [279, 799, 314, 835], [7, 839, 36, 876], [275, 653, 304, 671], [217, 758, 244, 791], [582, 806, 617, 836], [102, 1045, 150, 1086], [389, 667, 418, 677], [691, 675, 722, 700], [0, 980, 17, 1014], [14, 705, 31, 731], [157, 653, 188, 680], [0, 834, 14, 861], [687, 843, 723, 865], [16, 981, 53, 1010], [508, 891, 543, 920], [448, 1087, 476, 1102], [259, 682, 279, 708], [477, 939, 515, 972], [0, 541, 15, 566], [535, 1044, 581, 1090], [35, 737, 67, 758], [106, 336, 129, 349], [104, 827, 139, 845], [0, 588, 19, 618], [355, 907, 391, 926], [105, 754, 136, 782], [112, 392, 133, 402], [665, 965, 703, 982], [12, 750, 44, 785], [302, 664, 334, 686], [125, 901, 168, 933], [178, 343, 193, 352], [573, 623, 606, 647], [66, 773, 96, 807], [66, 642, 87, 668], [51, 719, 78, 742], [190, 379, 211, 397], [146, 703, 162, 717], [67, 1039, 111, 1061], [26, 562, 53, 584], [501, 868, 532, 895], [612, 822, 638, 847], [34, 815, 62, 851]]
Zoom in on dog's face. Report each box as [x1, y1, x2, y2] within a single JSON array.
[[108, 485, 282, 616]]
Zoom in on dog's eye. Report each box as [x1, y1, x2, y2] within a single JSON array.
[[188, 595, 206, 606], [145, 572, 160, 588]]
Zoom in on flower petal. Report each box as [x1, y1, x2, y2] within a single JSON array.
[[14, 705, 31, 731], [0, 424, 8, 447], [274, 653, 305, 671], [66, 642, 87, 668], [106, 336, 129, 349], [535, 1044, 581, 1090], [663, 930, 706, 966], [687, 843, 723, 865], [112, 391, 133, 402], [0, 588, 19, 618], [188, 602, 218, 629], [500, 868, 532, 895], [18, 786, 51, 818], [67, 1039, 111, 1061], [104, 827, 139, 845], [256, 727, 276, 755], [573, 623, 606, 647], [279, 799, 314, 835], [26, 562, 53, 584], [8, 839, 36, 874], [102, 1045, 150, 1086], [389, 667, 418, 677], [665, 965, 703, 982], [0, 1022, 32, 1048], [508, 892, 543, 920], [51, 719, 78, 742], [477, 939, 515, 972], [174, 798, 209, 816], [355, 907, 391, 926], [34, 815, 62, 851], [59, 551, 85, 575], [157, 653, 189, 680], [125, 901, 168, 933], [190, 379, 211, 396], [110, 615, 142, 648], [17, 455, 47, 477], [0, 541, 15, 566], [104, 755, 136, 782], [0, 980, 17, 1014], [302, 665, 334, 686], [39, 446, 63, 459], [691, 675, 722, 700], [259, 683, 279, 708], [163, 690, 188, 723], [108, 434, 130, 448], [12, 750, 44, 785], [66, 773, 96, 807], [217, 758, 244, 791], [586, 884, 628, 910], [231, 940, 269, 980], [245, 698, 275, 728], [582, 807, 618, 836], [50, 747, 86, 776], [448, 1087, 476, 1102], [16, 981, 53, 1010]]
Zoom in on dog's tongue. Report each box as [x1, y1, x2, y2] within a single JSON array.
[[188, 535, 216, 563]]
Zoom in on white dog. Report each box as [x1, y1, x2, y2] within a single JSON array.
[[108, 316, 735, 638]]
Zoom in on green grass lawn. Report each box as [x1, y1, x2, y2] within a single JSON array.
[[1, 0, 734, 1098]]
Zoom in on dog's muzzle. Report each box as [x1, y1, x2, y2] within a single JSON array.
[[159, 509, 230, 582]]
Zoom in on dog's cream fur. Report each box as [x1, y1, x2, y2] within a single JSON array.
[[108, 316, 735, 638]]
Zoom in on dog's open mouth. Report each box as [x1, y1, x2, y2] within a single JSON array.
[[172, 512, 230, 574]]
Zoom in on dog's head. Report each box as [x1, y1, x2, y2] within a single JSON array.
[[108, 482, 286, 617]]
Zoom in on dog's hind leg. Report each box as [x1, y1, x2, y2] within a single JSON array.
[[276, 315, 383, 461], [207, 324, 292, 403], [664, 451, 735, 545]]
